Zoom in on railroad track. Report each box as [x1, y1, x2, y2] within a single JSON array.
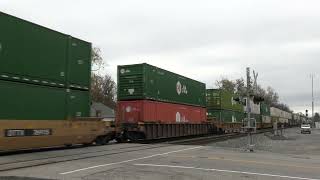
[[0, 128, 274, 172]]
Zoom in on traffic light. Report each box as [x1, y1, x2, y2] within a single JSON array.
[[306, 110, 308, 117], [234, 97, 240, 102], [253, 96, 264, 104], [234, 97, 246, 105]]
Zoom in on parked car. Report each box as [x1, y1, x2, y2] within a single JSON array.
[[301, 124, 311, 134]]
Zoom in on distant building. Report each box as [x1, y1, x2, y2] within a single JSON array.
[[90, 102, 115, 121]]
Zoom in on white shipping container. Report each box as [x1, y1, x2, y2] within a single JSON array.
[[270, 107, 281, 117], [279, 117, 288, 123], [282, 111, 292, 119]]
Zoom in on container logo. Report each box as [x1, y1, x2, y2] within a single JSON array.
[[128, 88, 135, 95], [176, 81, 187, 95], [120, 69, 131, 74], [176, 112, 187, 123], [176, 112, 181, 122], [126, 106, 132, 112]]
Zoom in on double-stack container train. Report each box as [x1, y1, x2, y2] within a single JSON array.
[[116, 63, 215, 141], [0, 12, 302, 151], [0, 12, 114, 151]]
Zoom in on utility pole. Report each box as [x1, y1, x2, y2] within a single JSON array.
[[246, 67, 253, 152], [311, 74, 314, 121], [310, 74, 315, 126]]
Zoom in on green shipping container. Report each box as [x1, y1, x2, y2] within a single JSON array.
[[207, 109, 244, 123], [206, 89, 243, 112], [260, 103, 271, 116], [0, 12, 91, 89], [0, 80, 89, 120], [118, 63, 206, 107]]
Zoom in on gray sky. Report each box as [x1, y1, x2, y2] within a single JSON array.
[[1, 0, 319, 113]]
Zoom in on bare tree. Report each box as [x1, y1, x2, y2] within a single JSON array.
[[91, 74, 117, 109], [216, 77, 291, 112], [90, 47, 117, 109], [91, 47, 104, 71], [235, 78, 246, 96], [215, 78, 236, 93]]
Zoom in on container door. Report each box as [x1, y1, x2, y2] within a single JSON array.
[[118, 64, 144, 100], [68, 37, 91, 89], [67, 90, 90, 118]]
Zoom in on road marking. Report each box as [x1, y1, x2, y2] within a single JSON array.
[[134, 164, 320, 180], [208, 156, 320, 170], [60, 146, 202, 175]]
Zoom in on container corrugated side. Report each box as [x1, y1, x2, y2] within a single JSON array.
[[206, 89, 243, 112], [67, 37, 91, 90], [67, 89, 90, 118], [118, 63, 206, 107], [0, 80, 89, 120], [270, 107, 281, 117], [262, 115, 272, 123], [116, 100, 207, 124], [0, 12, 91, 90], [207, 109, 243, 123], [260, 103, 271, 116]]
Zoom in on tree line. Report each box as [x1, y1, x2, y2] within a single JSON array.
[[216, 77, 291, 112]]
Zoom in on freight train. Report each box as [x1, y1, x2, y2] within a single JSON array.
[[0, 12, 302, 151], [115, 63, 302, 141]]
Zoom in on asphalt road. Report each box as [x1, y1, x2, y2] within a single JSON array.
[[0, 128, 319, 180]]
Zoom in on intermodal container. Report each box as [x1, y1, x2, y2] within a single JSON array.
[[206, 89, 243, 112], [116, 100, 207, 124], [117, 63, 206, 107], [261, 115, 272, 123], [270, 107, 281, 117], [0, 12, 91, 90], [207, 109, 244, 123], [0, 80, 89, 120], [260, 103, 271, 116]]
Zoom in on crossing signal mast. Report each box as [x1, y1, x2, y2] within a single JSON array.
[[244, 67, 264, 152]]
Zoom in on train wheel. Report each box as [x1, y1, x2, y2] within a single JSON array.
[[82, 142, 93, 147], [64, 144, 72, 148], [95, 136, 109, 145]]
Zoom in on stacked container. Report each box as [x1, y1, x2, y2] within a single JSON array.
[[117, 63, 207, 124], [270, 107, 292, 124], [0, 12, 91, 120], [206, 89, 244, 124], [260, 103, 271, 125]]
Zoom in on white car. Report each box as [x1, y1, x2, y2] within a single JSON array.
[[301, 124, 311, 134]]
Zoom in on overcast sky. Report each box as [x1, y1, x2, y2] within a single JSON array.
[[1, 0, 319, 113]]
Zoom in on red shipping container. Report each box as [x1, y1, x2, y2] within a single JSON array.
[[117, 100, 207, 124]]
